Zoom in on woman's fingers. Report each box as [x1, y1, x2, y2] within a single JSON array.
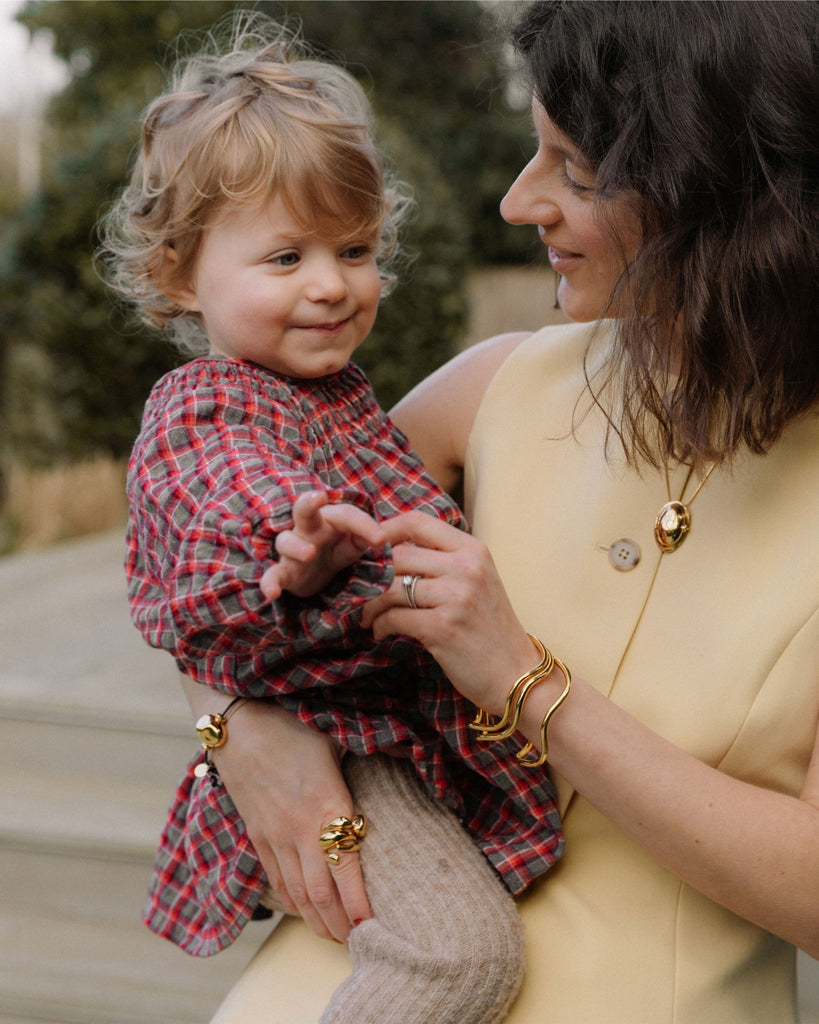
[[247, 836, 299, 917], [359, 534, 477, 630], [277, 806, 371, 941], [278, 844, 352, 942], [360, 512, 535, 712], [248, 808, 363, 942], [378, 508, 467, 551], [319, 502, 386, 550], [327, 846, 371, 929]]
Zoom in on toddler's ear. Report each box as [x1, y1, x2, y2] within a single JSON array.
[[156, 245, 200, 312]]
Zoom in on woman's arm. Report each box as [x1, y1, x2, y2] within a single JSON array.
[[389, 332, 531, 496], [180, 673, 371, 942], [526, 672, 819, 959], [362, 513, 819, 959]]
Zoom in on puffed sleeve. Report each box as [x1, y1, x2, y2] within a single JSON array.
[[125, 362, 393, 697]]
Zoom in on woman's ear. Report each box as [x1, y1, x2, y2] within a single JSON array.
[[157, 245, 200, 311]]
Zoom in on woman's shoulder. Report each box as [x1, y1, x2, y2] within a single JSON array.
[[454, 320, 604, 411], [388, 323, 597, 492], [457, 329, 536, 376], [387, 333, 530, 466], [482, 319, 604, 370], [391, 329, 552, 423]]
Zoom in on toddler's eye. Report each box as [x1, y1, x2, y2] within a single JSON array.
[[272, 251, 300, 267], [342, 244, 371, 260]]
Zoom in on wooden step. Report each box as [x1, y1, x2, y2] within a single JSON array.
[[0, 847, 270, 1024], [0, 531, 269, 1021], [0, 711, 194, 791], [0, 529, 185, 720], [1, 766, 174, 862]]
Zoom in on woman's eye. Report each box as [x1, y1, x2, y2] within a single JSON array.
[[560, 166, 596, 197]]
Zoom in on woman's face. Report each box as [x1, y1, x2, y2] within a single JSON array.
[[500, 99, 641, 323]]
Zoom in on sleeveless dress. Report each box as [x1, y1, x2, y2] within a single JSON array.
[[210, 322, 819, 1023]]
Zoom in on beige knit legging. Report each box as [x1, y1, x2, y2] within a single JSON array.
[[317, 752, 525, 1024]]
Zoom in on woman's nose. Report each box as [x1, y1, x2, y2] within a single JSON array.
[[500, 159, 561, 227]]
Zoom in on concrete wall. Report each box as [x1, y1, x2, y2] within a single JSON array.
[[464, 264, 568, 349]]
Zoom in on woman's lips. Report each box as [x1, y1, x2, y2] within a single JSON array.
[[538, 228, 583, 271], [547, 245, 583, 272]]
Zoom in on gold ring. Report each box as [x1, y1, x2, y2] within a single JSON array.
[[319, 814, 367, 865], [402, 573, 420, 609]]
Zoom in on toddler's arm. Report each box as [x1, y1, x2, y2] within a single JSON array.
[[261, 491, 385, 600]]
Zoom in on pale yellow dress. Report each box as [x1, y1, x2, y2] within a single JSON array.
[[213, 322, 819, 1023]]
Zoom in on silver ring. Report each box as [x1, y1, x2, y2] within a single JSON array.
[[402, 573, 420, 609]]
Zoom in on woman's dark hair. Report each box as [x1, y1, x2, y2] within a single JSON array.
[[513, 0, 819, 469]]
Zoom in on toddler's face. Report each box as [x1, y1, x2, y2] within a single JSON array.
[[175, 193, 382, 378]]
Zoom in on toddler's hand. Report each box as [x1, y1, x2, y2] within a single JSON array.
[[260, 491, 385, 600]]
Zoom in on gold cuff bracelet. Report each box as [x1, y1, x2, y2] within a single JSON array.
[[515, 656, 572, 768], [469, 634, 553, 741]]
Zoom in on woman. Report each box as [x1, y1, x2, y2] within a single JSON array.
[[189, 2, 819, 1020]]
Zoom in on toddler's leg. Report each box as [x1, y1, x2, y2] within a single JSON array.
[[318, 753, 525, 1024]]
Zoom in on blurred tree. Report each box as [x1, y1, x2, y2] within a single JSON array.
[[0, 0, 533, 466]]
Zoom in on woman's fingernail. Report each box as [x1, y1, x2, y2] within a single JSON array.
[[353, 918, 364, 927]]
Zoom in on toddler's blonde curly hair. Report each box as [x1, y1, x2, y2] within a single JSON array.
[[98, 12, 410, 355]]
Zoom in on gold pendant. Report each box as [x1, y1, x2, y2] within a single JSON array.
[[654, 500, 691, 553]]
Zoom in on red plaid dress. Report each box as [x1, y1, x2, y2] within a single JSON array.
[[126, 357, 562, 956]]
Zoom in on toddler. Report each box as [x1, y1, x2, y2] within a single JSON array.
[[99, 14, 562, 1023]]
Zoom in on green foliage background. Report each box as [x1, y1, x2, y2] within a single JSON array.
[[0, 0, 536, 468]]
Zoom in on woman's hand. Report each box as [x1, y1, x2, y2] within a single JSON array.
[[182, 677, 372, 942], [361, 510, 536, 716], [212, 701, 372, 941]]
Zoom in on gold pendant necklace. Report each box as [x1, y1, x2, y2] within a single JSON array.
[[654, 462, 717, 554]]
